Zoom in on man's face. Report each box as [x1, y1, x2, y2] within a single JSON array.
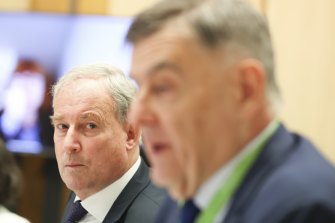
[[53, 79, 129, 199], [129, 23, 243, 199]]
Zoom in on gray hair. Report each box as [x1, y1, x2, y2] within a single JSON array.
[[52, 63, 137, 124], [126, 0, 281, 112]]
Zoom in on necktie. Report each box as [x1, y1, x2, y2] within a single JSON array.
[[66, 200, 88, 223], [180, 199, 201, 223]]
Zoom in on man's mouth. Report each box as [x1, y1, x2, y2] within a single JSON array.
[[151, 143, 170, 155], [65, 163, 84, 168]]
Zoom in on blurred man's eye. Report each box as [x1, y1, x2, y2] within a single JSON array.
[[152, 84, 172, 95]]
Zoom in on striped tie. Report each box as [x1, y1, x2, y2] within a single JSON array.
[[66, 200, 88, 223]]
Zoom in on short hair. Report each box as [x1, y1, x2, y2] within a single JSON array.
[[52, 63, 137, 124], [0, 140, 23, 207], [126, 0, 281, 112]]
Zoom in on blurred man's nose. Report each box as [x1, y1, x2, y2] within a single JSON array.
[[129, 91, 157, 127]]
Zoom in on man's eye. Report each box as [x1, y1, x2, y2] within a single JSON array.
[[56, 124, 68, 130], [86, 123, 97, 129]]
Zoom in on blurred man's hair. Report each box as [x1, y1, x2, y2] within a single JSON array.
[[127, 0, 281, 112]]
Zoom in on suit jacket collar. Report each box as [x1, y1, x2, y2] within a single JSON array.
[[223, 124, 294, 222], [61, 158, 151, 223], [103, 159, 151, 223]]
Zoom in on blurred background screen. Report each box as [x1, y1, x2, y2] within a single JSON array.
[[0, 12, 132, 155]]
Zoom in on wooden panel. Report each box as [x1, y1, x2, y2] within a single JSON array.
[[108, 0, 159, 16], [60, 186, 71, 217], [17, 156, 46, 223], [16, 155, 66, 223], [76, 0, 109, 15], [31, 0, 70, 13], [0, 0, 30, 12], [268, 0, 335, 163]]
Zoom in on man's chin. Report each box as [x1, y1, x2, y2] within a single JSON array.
[[167, 185, 192, 200], [150, 170, 166, 187], [152, 176, 190, 200]]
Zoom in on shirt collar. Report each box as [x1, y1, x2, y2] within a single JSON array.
[[75, 157, 141, 222], [194, 119, 278, 210]]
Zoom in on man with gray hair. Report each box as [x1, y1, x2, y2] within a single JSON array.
[[51, 63, 165, 223], [126, 0, 335, 222]]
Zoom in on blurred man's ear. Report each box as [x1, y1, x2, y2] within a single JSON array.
[[237, 58, 267, 114]]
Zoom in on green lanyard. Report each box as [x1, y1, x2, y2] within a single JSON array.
[[195, 120, 280, 223]]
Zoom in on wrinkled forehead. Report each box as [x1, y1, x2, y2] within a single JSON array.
[[54, 79, 114, 112], [130, 22, 229, 84]]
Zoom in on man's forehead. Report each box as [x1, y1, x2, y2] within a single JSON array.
[[130, 32, 193, 83], [51, 108, 111, 124]]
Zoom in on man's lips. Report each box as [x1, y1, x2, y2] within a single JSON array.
[[151, 143, 170, 154], [65, 163, 85, 168]]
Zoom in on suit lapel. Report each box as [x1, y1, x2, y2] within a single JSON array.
[[103, 159, 151, 223], [223, 124, 295, 223]]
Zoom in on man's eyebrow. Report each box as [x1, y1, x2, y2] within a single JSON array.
[[79, 112, 104, 123], [50, 115, 63, 125], [130, 61, 181, 81]]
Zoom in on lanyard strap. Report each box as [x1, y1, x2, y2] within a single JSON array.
[[196, 120, 280, 223]]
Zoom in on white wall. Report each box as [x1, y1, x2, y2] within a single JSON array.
[[267, 0, 335, 163]]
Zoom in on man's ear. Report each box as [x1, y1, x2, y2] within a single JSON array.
[[237, 58, 267, 113], [125, 122, 140, 150]]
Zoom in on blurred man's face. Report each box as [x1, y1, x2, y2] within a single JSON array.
[[129, 22, 243, 199], [53, 79, 130, 199]]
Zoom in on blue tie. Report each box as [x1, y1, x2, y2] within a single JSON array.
[[66, 200, 88, 223], [180, 199, 201, 223]]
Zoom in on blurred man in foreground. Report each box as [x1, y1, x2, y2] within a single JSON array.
[[126, 0, 335, 222]]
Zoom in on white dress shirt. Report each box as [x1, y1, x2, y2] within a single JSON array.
[[75, 157, 141, 223], [194, 120, 278, 223], [0, 205, 30, 223]]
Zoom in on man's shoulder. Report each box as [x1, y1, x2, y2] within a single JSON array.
[[271, 128, 335, 189], [230, 126, 335, 223], [114, 160, 166, 223], [134, 182, 166, 206], [255, 126, 335, 205], [260, 124, 335, 185], [122, 182, 166, 223]]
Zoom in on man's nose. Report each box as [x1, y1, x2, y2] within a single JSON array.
[[63, 127, 81, 153], [129, 91, 157, 127]]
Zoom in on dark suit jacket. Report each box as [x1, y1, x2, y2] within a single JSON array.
[[155, 124, 335, 223], [61, 158, 166, 223]]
